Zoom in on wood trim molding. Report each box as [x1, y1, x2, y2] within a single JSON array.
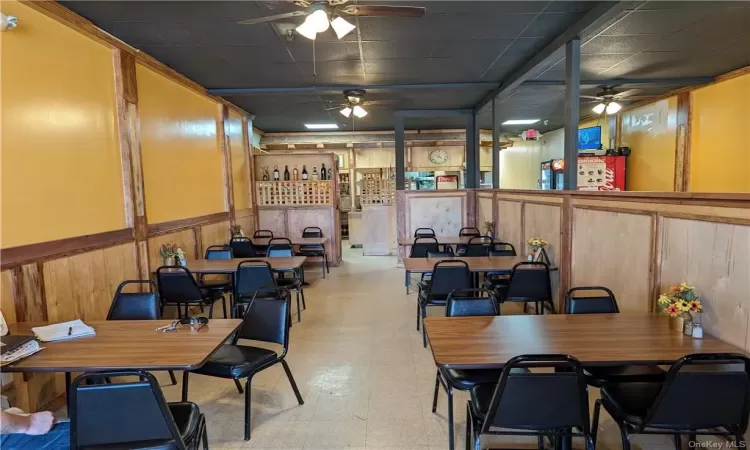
[[572, 204, 654, 216], [1, 229, 134, 270], [658, 212, 750, 227], [219, 106, 235, 223], [524, 200, 564, 207], [147, 213, 230, 236], [649, 213, 663, 314], [674, 92, 692, 192], [558, 195, 573, 309], [235, 208, 254, 218]]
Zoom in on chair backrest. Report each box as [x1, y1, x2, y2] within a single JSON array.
[[414, 227, 436, 238], [490, 242, 517, 257], [155, 266, 203, 303], [465, 236, 493, 257], [642, 353, 750, 432], [445, 288, 499, 317], [410, 237, 439, 258], [235, 260, 277, 297], [564, 286, 618, 314], [302, 227, 323, 238], [205, 245, 233, 260], [70, 371, 185, 450], [267, 238, 294, 257], [459, 227, 481, 237], [481, 355, 590, 436], [427, 250, 454, 258], [236, 294, 290, 350], [505, 262, 552, 302], [427, 260, 473, 297], [107, 280, 160, 320], [230, 237, 256, 258], [253, 229, 274, 238]]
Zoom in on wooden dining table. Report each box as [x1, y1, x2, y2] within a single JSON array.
[[398, 236, 478, 246], [251, 237, 327, 246], [186, 256, 306, 274], [403, 255, 534, 274]]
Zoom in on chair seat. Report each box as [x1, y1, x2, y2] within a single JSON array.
[[469, 369, 532, 419], [194, 344, 278, 379], [276, 278, 301, 288], [584, 365, 666, 387], [440, 367, 504, 390], [418, 289, 448, 306], [198, 279, 232, 290], [296, 250, 324, 257], [601, 381, 663, 425], [167, 402, 202, 443]]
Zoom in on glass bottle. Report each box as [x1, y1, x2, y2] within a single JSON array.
[[262, 166, 269, 181], [311, 166, 319, 180], [328, 168, 333, 180], [293, 165, 299, 181], [283, 165, 290, 181], [301, 165, 308, 180], [321, 163, 327, 180], [273, 165, 280, 181]]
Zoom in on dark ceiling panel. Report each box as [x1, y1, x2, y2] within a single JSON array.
[[603, 9, 711, 35], [521, 12, 588, 38]]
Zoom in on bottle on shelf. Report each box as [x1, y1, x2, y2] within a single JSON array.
[[321, 163, 327, 180], [379, 168, 383, 179], [301, 165, 308, 180], [328, 168, 333, 180], [262, 166, 269, 181], [283, 165, 290, 181], [293, 165, 299, 181], [311, 166, 319, 180], [273, 165, 280, 181]]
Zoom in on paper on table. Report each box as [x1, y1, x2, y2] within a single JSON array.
[[0, 340, 43, 366], [31, 320, 96, 342]]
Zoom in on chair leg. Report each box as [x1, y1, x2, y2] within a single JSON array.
[[281, 360, 304, 405], [673, 434, 681, 450], [296, 289, 301, 323], [421, 303, 427, 348], [321, 255, 326, 278], [538, 436, 545, 450], [234, 378, 244, 394], [405, 271, 410, 295], [591, 399, 602, 447], [465, 403, 472, 450], [416, 302, 421, 331], [208, 301, 214, 319], [300, 286, 306, 310], [201, 416, 210, 450], [447, 386, 455, 450], [222, 294, 228, 319], [431, 370, 440, 413], [181, 371, 189, 402], [618, 424, 632, 450], [244, 376, 253, 441], [168, 370, 177, 385]]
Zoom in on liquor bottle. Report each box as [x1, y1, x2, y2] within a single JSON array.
[[321, 163, 327, 180], [262, 166, 269, 181], [273, 165, 279, 181], [301, 165, 308, 180], [379, 168, 383, 179], [283, 165, 290, 181], [311, 166, 319, 180], [328, 168, 333, 180], [293, 165, 299, 181]]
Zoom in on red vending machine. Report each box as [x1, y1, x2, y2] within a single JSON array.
[[577, 156, 627, 191]]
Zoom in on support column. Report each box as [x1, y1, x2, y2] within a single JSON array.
[[395, 115, 405, 190], [465, 112, 479, 189], [563, 38, 581, 190], [491, 97, 500, 188]]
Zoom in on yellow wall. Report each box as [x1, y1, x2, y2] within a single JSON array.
[[498, 140, 544, 189], [1, 1, 126, 248], [227, 112, 249, 209], [621, 97, 678, 191], [690, 74, 750, 193], [136, 64, 226, 223]]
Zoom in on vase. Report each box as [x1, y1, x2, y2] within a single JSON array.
[[669, 313, 692, 333], [163, 256, 175, 266]]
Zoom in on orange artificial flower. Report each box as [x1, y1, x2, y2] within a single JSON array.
[[665, 304, 682, 317], [689, 300, 702, 312], [670, 285, 681, 292]]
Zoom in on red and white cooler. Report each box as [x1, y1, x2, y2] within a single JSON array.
[[577, 156, 626, 191]]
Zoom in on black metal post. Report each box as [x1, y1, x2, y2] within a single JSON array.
[[492, 97, 500, 188], [395, 115, 405, 190], [563, 38, 581, 190], [465, 112, 479, 189]]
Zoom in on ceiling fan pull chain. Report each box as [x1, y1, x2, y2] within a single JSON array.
[[312, 38, 318, 78]]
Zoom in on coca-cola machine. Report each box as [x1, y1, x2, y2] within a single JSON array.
[[577, 156, 627, 191]]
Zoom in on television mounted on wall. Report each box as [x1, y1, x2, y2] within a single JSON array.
[[578, 126, 602, 151]]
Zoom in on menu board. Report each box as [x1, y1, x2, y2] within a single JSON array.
[[577, 157, 607, 190]]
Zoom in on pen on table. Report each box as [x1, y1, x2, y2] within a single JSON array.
[[68, 326, 73, 336]]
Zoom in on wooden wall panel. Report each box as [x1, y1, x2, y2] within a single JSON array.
[[148, 229, 197, 270], [496, 200, 522, 251], [258, 209, 287, 238], [1, 270, 16, 324], [477, 195, 493, 230], [406, 194, 466, 236], [524, 204, 561, 262], [287, 207, 338, 264], [571, 208, 653, 312], [659, 218, 750, 350], [201, 220, 230, 249], [43, 243, 138, 323], [234, 210, 255, 237], [15, 264, 47, 322]]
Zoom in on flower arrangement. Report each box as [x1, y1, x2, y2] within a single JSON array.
[[658, 283, 702, 317], [230, 225, 244, 237], [527, 237, 548, 252], [159, 243, 179, 260], [483, 221, 495, 236]]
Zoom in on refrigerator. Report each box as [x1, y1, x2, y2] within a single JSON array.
[[540, 159, 565, 190], [436, 174, 459, 189], [577, 156, 627, 191]]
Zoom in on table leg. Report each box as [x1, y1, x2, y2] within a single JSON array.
[[65, 372, 72, 410], [405, 271, 410, 294]]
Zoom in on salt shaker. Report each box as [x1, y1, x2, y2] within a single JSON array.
[[692, 323, 704, 339]]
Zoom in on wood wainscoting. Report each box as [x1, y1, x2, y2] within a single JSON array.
[[481, 190, 750, 351]]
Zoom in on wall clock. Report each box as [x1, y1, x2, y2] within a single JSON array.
[[429, 149, 448, 164]]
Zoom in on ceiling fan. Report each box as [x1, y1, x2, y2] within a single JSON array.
[[237, 0, 426, 40], [324, 89, 396, 118], [581, 86, 657, 115]]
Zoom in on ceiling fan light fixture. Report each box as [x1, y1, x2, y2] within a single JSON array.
[[306, 9, 330, 33], [352, 105, 368, 118], [606, 101, 622, 115], [331, 16, 356, 39], [295, 20, 318, 40], [340, 106, 353, 117], [592, 103, 606, 115]]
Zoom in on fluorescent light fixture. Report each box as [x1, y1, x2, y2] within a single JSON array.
[[304, 123, 339, 130], [295, 20, 317, 40], [331, 16, 356, 39], [306, 9, 330, 33], [605, 101, 622, 115], [592, 103, 606, 115], [502, 119, 540, 125], [340, 107, 353, 117], [352, 105, 368, 118]]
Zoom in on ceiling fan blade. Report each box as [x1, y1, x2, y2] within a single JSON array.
[[325, 104, 348, 111], [580, 95, 603, 100], [340, 5, 426, 17], [237, 11, 307, 25], [364, 99, 399, 106]]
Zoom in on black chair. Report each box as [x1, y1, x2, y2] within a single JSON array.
[[456, 227, 481, 255], [267, 241, 305, 322], [252, 229, 274, 255], [182, 294, 304, 441], [467, 355, 594, 450], [496, 261, 555, 315], [414, 227, 436, 238], [416, 260, 472, 347], [296, 227, 329, 278], [71, 370, 207, 450], [197, 245, 233, 318], [405, 237, 440, 294], [593, 353, 750, 450], [156, 266, 225, 319], [483, 242, 518, 292], [230, 236, 257, 258], [233, 260, 282, 317], [564, 286, 666, 387], [107, 280, 177, 385], [431, 288, 501, 450], [464, 236, 492, 257], [489, 242, 516, 257]]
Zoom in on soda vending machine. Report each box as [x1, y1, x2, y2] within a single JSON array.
[[577, 155, 627, 191], [540, 159, 565, 190]]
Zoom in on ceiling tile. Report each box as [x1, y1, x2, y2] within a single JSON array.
[[285, 41, 361, 63], [602, 9, 712, 35], [521, 12, 587, 38]]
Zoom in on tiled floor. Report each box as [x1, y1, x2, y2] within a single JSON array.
[[153, 245, 727, 449]]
